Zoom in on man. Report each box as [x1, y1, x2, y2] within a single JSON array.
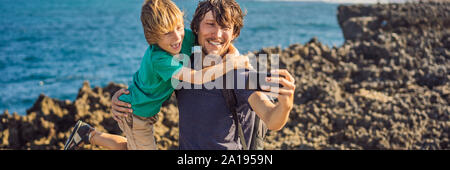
[[112, 0, 296, 150]]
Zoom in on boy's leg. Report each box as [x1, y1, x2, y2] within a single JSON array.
[[90, 131, 127, 150], [64, 120, 94, 150], [64, 120, 128, 150], [117, 113, 158, 150], [131, 114, 158, 150]]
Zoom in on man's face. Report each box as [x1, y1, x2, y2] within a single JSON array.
[[197, 11, 235, 57], [156, 23, 185, 56]]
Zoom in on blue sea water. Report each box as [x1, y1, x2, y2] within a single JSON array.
[[0, 0, 344, 115]]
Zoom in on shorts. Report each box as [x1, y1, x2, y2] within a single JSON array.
[[117, 113, 158, 150]]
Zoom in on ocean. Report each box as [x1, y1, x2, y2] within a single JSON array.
[[0, 0, 344, 115]]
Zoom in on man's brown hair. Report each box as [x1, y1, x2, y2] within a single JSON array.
[[190, 0, 246, 39], [141, 0, 184, 45]]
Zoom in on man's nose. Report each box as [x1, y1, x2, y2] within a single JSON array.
[[211, 26, 223, 39]]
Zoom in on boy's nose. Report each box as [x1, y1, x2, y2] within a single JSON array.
[[173, 30, 182, 41]]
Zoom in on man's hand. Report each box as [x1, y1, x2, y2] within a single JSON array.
[[264, 69, 296, 111], [111, 89, 133, 123], [248, 69, 296, 131]]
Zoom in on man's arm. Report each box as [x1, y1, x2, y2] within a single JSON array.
[[247, 69, 296, 131]]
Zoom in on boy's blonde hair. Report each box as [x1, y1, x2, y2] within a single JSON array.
[[141, 0, 184, 45]]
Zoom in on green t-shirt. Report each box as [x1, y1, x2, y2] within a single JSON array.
[[119, 29, 195, 117]]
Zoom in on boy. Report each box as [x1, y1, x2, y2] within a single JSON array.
[[64, 0, 249, 150]]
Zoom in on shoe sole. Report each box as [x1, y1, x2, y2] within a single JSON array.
[[64, 120, 83, 150]]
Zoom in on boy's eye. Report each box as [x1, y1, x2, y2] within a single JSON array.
[[164, 31, 174, 36]]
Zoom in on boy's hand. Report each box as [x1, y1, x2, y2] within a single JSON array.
[[224, 55, 253, 71], [235, 55, 253, 70], [111, 89, 133, 123]]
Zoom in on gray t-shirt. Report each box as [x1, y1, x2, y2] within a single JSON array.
[[175, 70, 256, 150]]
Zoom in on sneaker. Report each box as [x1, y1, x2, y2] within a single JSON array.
[[64, 120, 94, 150]]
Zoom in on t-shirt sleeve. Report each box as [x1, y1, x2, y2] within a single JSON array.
[[235, 89, 255, 106], [152, 51, 183, 82], [118, 47, 153, 104], [180, 28, 196, 56], [234, 70, 256, 105]]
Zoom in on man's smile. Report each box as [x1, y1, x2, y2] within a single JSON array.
[[207, 39, 223, 46]]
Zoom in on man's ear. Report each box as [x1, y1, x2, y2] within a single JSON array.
[[231, 34, 237, 42]]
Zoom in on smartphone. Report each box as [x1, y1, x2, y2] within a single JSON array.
[[246, 71, 284, 91]]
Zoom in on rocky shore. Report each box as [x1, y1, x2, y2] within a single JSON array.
[[1, 1, 449, 150]]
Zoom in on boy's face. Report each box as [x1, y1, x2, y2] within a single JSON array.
[[156, 23, 185, 56], [197, 11, 236, 57]]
